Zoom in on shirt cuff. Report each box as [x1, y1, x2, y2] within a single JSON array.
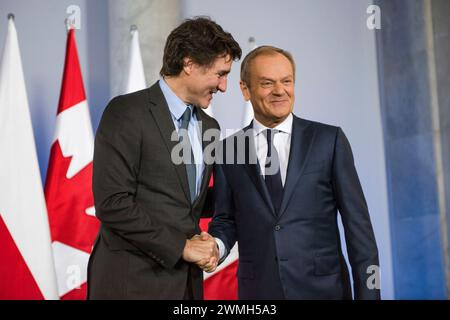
[[215, 237, 227, 260]]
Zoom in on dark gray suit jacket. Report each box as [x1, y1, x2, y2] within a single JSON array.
[[209, 115, 380, 299], [87, 82, 219, 299]]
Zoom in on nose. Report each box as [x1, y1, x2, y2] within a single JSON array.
[[272, 82, 285, 96], [217, 76, 227, 92]]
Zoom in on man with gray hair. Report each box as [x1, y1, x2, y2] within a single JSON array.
[[209, 46, 380, 299]]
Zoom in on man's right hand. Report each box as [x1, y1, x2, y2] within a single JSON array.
[[182, 232, 219, 271], [196, 232, 220, 273]]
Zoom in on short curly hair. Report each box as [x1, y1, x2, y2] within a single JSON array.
[[160, 16, 242, 76]]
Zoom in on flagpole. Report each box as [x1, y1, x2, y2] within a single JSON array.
[[248, 36, 257, 50], [248, 36, 255, 47], [65, 18, 73, 32]]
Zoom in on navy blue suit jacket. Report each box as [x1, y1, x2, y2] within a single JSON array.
[[208, 115, 380, 300]]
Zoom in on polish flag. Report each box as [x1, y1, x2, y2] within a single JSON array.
[[0, 15, 58, 300], [123, 25, 146, 94], [44, 28, 99, 299], [241, 37, 257, 128], [242, 100, 254, 128]]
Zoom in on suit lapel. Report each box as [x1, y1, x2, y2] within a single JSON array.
[[278, 116, 315, 218], [146, 82, 191, 203], [192, 108, 217, 208], [241, 123, 276, 215]]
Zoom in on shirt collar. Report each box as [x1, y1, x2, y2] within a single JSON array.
[[159, 77, 193, 121], [253, 113, 293, 136]]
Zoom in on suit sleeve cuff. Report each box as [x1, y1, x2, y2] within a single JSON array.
[[215, 237, 227, 262]]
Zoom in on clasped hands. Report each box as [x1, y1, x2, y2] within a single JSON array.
[[182, 231, 219, 273]]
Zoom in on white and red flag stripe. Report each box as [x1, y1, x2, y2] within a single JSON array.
[[44, 28, 99, 300], [0, 15, 58, 300]]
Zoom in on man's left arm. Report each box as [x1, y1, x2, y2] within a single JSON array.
[[332, 127, 381, 300]]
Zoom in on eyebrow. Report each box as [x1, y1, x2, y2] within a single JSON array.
[[258, 77, 274, 82], [258, 75, 293, 81], [218, 70, 231, 76]]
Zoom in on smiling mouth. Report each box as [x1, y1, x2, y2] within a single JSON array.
[[271, 100, 288, 104]]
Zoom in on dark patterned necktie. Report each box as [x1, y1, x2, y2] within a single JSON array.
[[180, 107, 196, 203], [264, 129, 283, 214]]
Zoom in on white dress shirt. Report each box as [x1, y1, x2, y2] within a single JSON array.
[[216, 114, 294, 259], [252, 113, 293, 186], [159, 78, 204, 198]]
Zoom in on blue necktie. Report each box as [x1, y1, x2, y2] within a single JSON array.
[[264, 129, 283, 214], [180, 107, 196, 203]]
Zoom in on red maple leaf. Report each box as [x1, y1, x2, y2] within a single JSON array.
[[45, 141, 99, 254]]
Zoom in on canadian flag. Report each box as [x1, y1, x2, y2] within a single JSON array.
[[0, 14, 59, 300], [200, 177, 238, 300], [44, 28, 99, 299]]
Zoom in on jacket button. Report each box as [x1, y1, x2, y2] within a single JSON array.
[[275, 225, 281, 231]]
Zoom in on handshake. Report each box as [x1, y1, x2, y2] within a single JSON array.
[[182, 232, 219, 273]]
